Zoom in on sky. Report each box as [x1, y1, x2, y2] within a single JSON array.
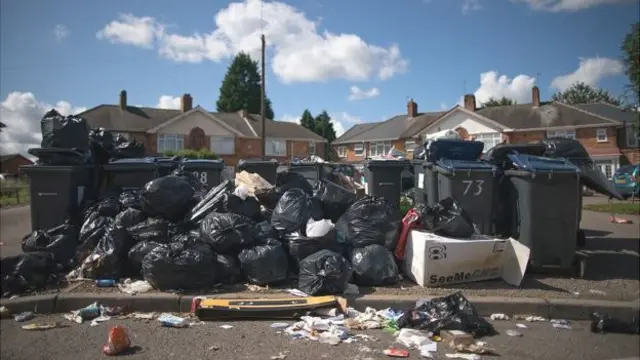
[[1, 0, 639, 157]]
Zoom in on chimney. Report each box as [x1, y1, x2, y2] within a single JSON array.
[[407, 99, 418, 118], [532, 86, 540, 107], [238, 109, 248, 118], [119, 90, 127, 110], [181, 93, 193, 112], [464, 94, 476, 111]]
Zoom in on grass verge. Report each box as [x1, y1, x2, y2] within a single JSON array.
[[583, 202, 640, 215], [0, 180, 30, 207]]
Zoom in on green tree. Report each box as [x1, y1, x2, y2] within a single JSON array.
[[216, 52, 275, 119], [481, 97, 517, 108], [551, 82, 621, 106], [313, 110, 337, 143], [621, 22, 640, 106], [300, 109, 315, 132]]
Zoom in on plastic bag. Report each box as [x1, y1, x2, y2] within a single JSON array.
[[422, 197, 475, 238], [351, 244, 399, 286], [119, 190, 142, 210], [142, 241, 217, 291], [396, 292, 495, 338], [253, 220, 277, 241], [141, 175, 195, 221], [298, 250, 352, 296], [103, 326, 131, 356], [128, 241, 163, 276], [171, 167, 204, 195], [89, 196, 122, 218], [127, 217, 171, 243], [312, 180, 356, 223], [335, 196, 401, 249], [306, 219, 334, 238], [0, 252, 60, 296], [40, 109, 89, 150], [78, 224, 135, 278], [113, 139, 145, 159], [114, 208, 146, 229], [221, 193, 262, 221], [256, 172, 314, 210], [88, 128, 115, 164], [76, 216, 114, 264], [287, 229, 345, 264], [21, 222, 78, 268], [215, 254, 242, 284], [200, 212, 255, 254], [271, 189, 322, 234], [189, 180, 232, 222], [238, 240, 289, 286]]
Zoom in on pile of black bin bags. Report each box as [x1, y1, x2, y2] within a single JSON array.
[[1, 170, 405, 297]]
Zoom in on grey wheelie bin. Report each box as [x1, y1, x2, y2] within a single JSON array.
[[179, 159, 224, 190], [20, 164, 97, 231], [157, 157, 178, 177], [412, 160, 438, 206], [364, 159, 409, 208], [289, 161, 335, 183], [238, 159, 279, 185], [503, 153, 582, 271], [102, 157, 158, 193], [434, 159, 496, 235]]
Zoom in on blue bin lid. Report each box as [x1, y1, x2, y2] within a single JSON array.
[[507, 153, 580, 173], [426, 139, 484, 162], [436, 159, 495, 172]]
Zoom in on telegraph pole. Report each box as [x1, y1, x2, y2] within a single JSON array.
[[260, 34, 266, 158]]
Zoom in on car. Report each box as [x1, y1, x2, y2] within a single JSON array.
[[612, 164, 640, 199]]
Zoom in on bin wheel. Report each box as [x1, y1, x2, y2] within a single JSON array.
[[576, 229, 586, 249]]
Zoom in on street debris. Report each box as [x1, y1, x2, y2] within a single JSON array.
[[0, 306, 10, 319], [490, 313, 510, 320], [270, 322, 289, 329], [118, 279, 152, 295], [270, 353, 287, 360], [383, 348, 409, 357], [516, 323, 528, 329], [505, 329, 523, 337], [445, 354, 481, 360], [103, 326, 132, 356], [513, 315, 546, 322], [551, 319, 572, 330], [395, 328, 437, 357], [14, 311, 35, 322], [589, 289, 607, 296], [65, 302, 101, 324], [90, 315, 112, 326], [220, 324, 234, 329], [158, 313, 188, 328], [21, 322, 61, 331]]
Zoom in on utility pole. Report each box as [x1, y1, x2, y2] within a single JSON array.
[[260, 34, 266, 158]]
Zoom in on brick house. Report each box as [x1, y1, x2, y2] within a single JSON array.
[[0, 154, 33, 175], [78, 91, 326, 168]]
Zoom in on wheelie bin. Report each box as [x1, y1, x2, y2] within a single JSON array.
[[102, 157, 158, 193], [363, 159, 409, 208], [412, 160, 438, 206], [503, 153, 582, 271], [179, 159, 225, 190], [156, 157, 179, 177], [238, 159, 279, 185]]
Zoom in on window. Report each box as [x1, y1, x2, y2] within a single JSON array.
[[547, 129, 576, 139], [210, 136, 235, 155], [337, 146, 346, 158], [354, 143, 365, 157], [625, 124, 638, 147], [369, 141, 392, 157], [309, 141, 316, 155], [474, 133, 502, 152], [405, 140, 417, 152], [596, 128, 608, 142], [157, 134, 184, 153], [265, 138, 286, 156], [594, 160, 615, 179]]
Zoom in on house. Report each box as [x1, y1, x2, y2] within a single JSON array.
[[78, 91, 326, 168], [332, 99, 446, 161], [1, 154, 33, 176]]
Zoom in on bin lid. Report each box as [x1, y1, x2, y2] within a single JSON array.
[[507, 153, 580, 173], [435, 159, 495, 172], [365, 159, 410, 168], [104, 157, 157, 170], [238, 159, 279, 166], [426, 139, 484, 162], [181, 159, 224, 168]]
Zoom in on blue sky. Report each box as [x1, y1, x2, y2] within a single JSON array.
[[1, 0, 638, 155]]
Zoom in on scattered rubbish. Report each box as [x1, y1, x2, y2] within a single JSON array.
[[21, 322, 60, 331], [590, 312, 640, 334], [247, 284, 269, 292], [96, 279, 117, 287], [440, 330, 475, 347], [193, 296, 347, 320], [158, 313, 188, 328], [65, 302, 102, 324], [395, 328, 437, 358], [270, 353, 287, 360], [101, 306, 124, 317], [14, 312, 35, 322], [451, 342, 497, 355], [131, 313, 156, 320], [445, 354, 481, 360], [505, 329, 523, 337], [271, 322, 289, 329], [0, 306, 10, 319], [490, 313, 510, 320], [516, 323, 527, 329], [551, 319, 572, 330], [118, 280, 153, 295], [220, 324, 234, 329], [513, 315, 546, 322], [589, 289, 607, 296], [208, 345, 220, 351], [90, 315, 112, 326], [103, 326, 132, 356], [609, 216, 633, 224], [383, 348, 409, 358], [286, 289, 309, 297]]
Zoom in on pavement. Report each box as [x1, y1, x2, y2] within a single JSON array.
[[2, 315, 639, 360]]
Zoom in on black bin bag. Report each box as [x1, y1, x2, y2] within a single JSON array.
[[215, 254, 242, 284], [76, 216, 114, 265], [82, 225, 135, 278], [200, 212, 255, 254], [142, 241, 217, 291], [141, 175, 195, 221], [128, 241, 163, 277], [21, 221, 78, 268], [287, 229, 345, 264], [271, 188, 322, 234], [127, 217, 171, 243], [1, 252, 60, 296], [422, 197, 476, 238], [351, 244, 399, 286], [312, 180, 356, 223], [256, 171, 314, 210], [335, 196, 401, 249], [298, 250, 352, 296], [40, 109, 90, 150], [238, 239, 288, 286], [221, 193, 262, 221], [119, 190, 142, 210], [115, 208, 146, 229]]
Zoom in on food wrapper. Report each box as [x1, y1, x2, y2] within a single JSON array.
[[103, 326, 131, 356]]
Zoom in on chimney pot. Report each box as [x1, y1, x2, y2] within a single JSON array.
[[119, 90, 127, 110], [464, 94, 476, 111], [181, 93, 193, 112], [407, 99, 418, 118], [532, 86, 540, 107]]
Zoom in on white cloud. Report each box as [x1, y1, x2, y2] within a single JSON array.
[[550, 57, 624, 91], [54, 24, 69, 41], [156, 95, 182, 109], [462, 0, 483, 13], [98, 1, 408, 83], [96, 13, 164, 48], [279, 111, 362, 137], [465, 71, 537, 106], [511, 0, 635, 12], [348, 86, 380, 101], [0, 92, 86, 158]]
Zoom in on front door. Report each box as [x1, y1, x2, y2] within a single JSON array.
[[189, 127, 206, 150]]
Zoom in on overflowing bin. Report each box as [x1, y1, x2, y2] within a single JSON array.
[[102, 157, 158, 193], [179, 159, 224, 190], [20, 164, 97, 231], [503, 153, 581, 269], [238, 159, 279, 185], [363, 159, 409, 208]]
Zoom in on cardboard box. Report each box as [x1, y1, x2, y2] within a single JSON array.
[[403, 230, 530, 287]]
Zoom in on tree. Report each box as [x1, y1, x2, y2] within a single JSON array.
[[481, 97, 517, 108], [621, 22, 640, 106], [216, 52, 275, 119], [300, 109, 315, 132], [313, 110, 337, 143], [551, 82, 621, 106]]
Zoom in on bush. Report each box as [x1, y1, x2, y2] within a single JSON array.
[[163, 148, 218, 160]]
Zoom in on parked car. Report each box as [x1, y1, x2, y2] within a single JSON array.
[[612, 164, 640, 199]]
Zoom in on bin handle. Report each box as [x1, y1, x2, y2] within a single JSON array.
[[379, 182, 394, 187]]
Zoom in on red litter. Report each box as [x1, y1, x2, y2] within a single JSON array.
[[383, 347, 410, 358], [103, 326, 131, 356]]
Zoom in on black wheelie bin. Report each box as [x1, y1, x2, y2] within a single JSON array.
[[102, 157, 158, 194], [179, 159, 225, 190], [363, 159, 409, 208]]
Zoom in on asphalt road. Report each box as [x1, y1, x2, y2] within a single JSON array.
[[1, 315, 639, 360]]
